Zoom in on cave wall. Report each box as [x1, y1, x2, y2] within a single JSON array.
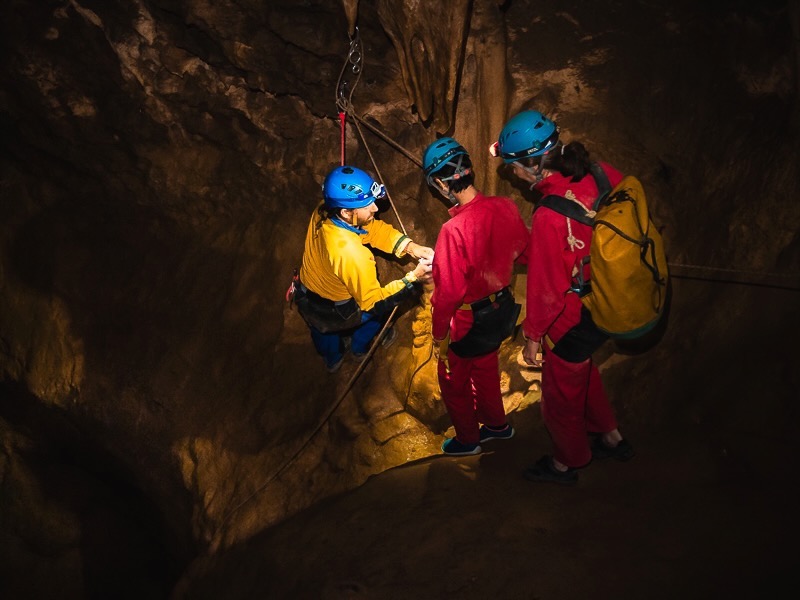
[[1, 0, 799, 597], [0, 1, 460, 584]]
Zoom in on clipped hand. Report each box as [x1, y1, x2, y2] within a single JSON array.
[[412, 258, 433, 281], [406, 242, 435, 261]]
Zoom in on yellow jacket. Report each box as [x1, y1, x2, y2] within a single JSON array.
[[300, 207, 411, 312]]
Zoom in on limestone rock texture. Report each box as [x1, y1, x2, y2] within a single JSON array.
[[1, 0, 799, 598]]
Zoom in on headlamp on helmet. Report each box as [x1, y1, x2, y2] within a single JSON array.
[[322, 166, 385, 209]]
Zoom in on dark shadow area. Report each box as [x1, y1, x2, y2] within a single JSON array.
[[176, 403, 800, 599], [0, 380, 192, 600]]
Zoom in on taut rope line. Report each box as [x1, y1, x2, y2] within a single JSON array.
[[668, 262, 800, 291], [335, 29, 422, 170]]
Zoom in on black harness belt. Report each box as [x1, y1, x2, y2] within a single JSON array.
[[459, 286, 512, 311]]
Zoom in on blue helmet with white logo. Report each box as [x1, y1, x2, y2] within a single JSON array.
[[322, 166, 386, 209], [422, 137, 470, 186], [494, 110, 559, 164]]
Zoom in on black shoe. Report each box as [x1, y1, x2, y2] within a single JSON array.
[[441, 437, 482, 456], [380, 327, 398, 348], [479, 424, 515, 442], [326, 356, 345, 373], [591, 437, 635, 461], [352, 328, 398, 363], [523, 455, 578, 485]]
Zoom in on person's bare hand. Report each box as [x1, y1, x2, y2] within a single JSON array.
[[522, 337, 543, 367], [412, 258, 432, 281], [406, 242, 434, 261]]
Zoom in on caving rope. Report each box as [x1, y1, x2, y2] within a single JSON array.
[[667, 263, 800, 290], [336, 28, 422, 170], [334, 27, 436, 401], [215, 28, 433, 542], [334, 26, 403, 400]]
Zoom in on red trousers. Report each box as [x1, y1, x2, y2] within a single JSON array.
[[438, 350, 507, 445], [540, 349, 618, 468]]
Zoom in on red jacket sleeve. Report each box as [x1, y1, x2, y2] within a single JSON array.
[[431, 224, 468, 341]]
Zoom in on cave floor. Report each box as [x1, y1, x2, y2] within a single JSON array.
[[182, 402, 797, 600]]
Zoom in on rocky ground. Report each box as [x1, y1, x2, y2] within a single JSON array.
[[175, 379, 798, 599]]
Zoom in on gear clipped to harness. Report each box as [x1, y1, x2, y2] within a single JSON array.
[[285, 268, 299, 308]]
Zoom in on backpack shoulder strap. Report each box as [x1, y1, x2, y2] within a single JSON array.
[[589, 162, 612, 210], [537, 195, 594, 226]]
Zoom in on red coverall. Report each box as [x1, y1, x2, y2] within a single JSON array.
[[524, 163, 624, 467], [432, 193, 529, 445]]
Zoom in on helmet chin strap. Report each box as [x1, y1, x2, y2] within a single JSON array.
[[435, 183, 458, 206], [517, 155, 547, 188], [435, 154, 469, 205]]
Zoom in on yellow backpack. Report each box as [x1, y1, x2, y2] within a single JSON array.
[[538, 168, 669, 340]]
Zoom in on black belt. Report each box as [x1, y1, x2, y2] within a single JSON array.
[[459, 286, 511, 311], [297, 280, 353, 307]]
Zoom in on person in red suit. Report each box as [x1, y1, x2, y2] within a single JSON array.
[[492, 110, 635, 483], [423, 137, 529, 456]]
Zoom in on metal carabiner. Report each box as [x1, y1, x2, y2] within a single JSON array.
[[348, 27, 362, 74]]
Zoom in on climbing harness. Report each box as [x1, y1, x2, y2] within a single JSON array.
[[285, 268, 299, 308]]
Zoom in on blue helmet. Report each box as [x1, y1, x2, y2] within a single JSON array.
[[322, 166, 386, 209], [423, 137, 470, 185], [495, 110, 559, 163]]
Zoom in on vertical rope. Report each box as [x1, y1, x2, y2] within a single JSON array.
[[351, 116, 407, 236], [334, 27, 410, 235], [339, 111, 346, 166]]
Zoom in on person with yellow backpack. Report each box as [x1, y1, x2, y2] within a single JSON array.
[[492, 110, 637, 484]]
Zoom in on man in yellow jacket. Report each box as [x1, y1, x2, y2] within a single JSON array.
[[296, 165, 434, 372]]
